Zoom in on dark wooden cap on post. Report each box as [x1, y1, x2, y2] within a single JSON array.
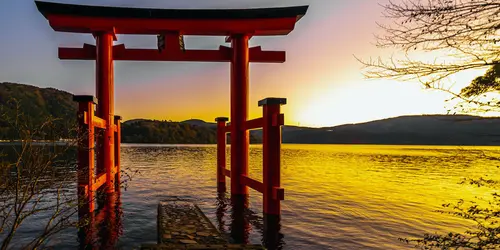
[[258, 98, 287, 107], [114, 115, 122, 121], [73, 95, 98, 104], [215, 117, 229, 122]]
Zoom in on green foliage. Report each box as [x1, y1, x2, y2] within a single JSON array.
[[401, 167, 500, 249], [359, 0, 500, 113], [460, 64, 500, 98]]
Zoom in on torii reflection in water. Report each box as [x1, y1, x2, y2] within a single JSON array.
[[215, 193, 284, 250], [78, 191, 123, 250]]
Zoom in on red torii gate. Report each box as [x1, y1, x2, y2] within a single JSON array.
[[36, 1, 308, 219]]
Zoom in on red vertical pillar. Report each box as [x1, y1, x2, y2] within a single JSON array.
[[74, 95, 98, 214], [230, 34, 250, 196], [215, 117, 229, 193], [114, 115, 122, 190], [95, 32, 115, 193], [260, 98, 286, 216]]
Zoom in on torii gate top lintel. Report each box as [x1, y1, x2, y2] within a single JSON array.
[[35, 1, 308, 62], [35, 1, 309, 36]]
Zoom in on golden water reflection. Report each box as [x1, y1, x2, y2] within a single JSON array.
[[117, 144, 500, 249]]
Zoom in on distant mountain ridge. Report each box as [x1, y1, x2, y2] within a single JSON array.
[[1, 82, 500, 145], [280, 115, 500, 145], [180, 115, 500, 145], [181, 119, 216, 128]]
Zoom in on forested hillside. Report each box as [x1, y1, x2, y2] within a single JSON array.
[[121, 119, 217, 144], [0, 83, 261, 143], [121, 119, 262, 144], [2, 82, 500, 145], [0, 82, 76, 139]]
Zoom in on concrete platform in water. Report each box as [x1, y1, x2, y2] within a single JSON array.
[[140, 198, 264, 250]]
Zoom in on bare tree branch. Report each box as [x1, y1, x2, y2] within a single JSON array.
[[358, 0, 500, 113]]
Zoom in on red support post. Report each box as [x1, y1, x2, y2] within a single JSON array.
[[230, 34, 250, 197], [74, 95, 98, 214], [260, 98, 286, 216], [114, 115, 122, 190], [95, 32, 115, 193], [215, 117, 229, 193]]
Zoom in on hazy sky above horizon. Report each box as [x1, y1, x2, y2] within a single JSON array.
[[0, 0, 489, 127]]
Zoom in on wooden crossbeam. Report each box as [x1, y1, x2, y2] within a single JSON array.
[[81, 111, 106, 129], [93, 116, 106, 129], [240, 175, 264, 193], [59, 44, 285, 63], [223, 169, 231, 177], [245, 117, 264, 130], [94, 173, 107, 191]]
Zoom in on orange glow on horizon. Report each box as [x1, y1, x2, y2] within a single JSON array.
[[86, 0, 495, 128]]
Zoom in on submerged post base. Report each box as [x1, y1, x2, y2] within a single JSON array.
[[263, 214, 283, 250], [144, 198, 263, 249]]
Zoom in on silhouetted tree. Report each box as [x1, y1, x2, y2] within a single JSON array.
[[358, 0, 500, 113]]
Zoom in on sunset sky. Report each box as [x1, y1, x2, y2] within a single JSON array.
[[0, 0, 489, 127]]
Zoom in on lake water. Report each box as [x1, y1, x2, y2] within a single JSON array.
[[4, 144, 500, 249]]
